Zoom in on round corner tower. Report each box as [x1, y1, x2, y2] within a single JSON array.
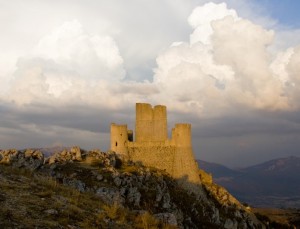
[[172, 123, 192, 147], [110, 123, 129, 157]]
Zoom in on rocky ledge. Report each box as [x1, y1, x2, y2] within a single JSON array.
[[0, 147, 265, 228]]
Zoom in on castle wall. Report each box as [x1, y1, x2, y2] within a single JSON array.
[[127, 139, 200, 185], [135, 103, 167, 142], [171, 124, 192, 147], [171, 124, 200, 184], [127, 143, 176, 175], [110, 103, 201, 187], [172, 147, 201, 185], [152, 105, 168, 141]]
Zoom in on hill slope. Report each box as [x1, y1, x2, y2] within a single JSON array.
[[0, 147, 263, 228]]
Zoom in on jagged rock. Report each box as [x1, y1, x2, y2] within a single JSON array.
[[154, 213, 177, 226], [234, 210, 242, 218], [96, 187, 124, 205], [24, 149, 44, 160], [0, 149, 18, 164], [50, 164, 57, 170], [127, 187, 141, 207], [63, 178, 85, 192], [47, 146, 83, 164], [96, 174, 103, 181], [211, 206, 220, 224], [0, 149, 44, 171], [113, 176, 122, 186], [238, 221, 248, 229], [44, 209, 58, 215], [162, 193, 171, 209], [156, 185, 163, 202], [70, 146, 82, 161], [224, 218, 238, 229]]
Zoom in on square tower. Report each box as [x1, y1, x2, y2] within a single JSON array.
[[135, 103, 167, 142]]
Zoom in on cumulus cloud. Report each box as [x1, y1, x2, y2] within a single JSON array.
[[6, 20, 126, 107], [1, 1, 300, 165], [4, 2, 300, 120], [188, 2, 238, 45], [6, 2, 299, 117], [153, 2, 300, 117]]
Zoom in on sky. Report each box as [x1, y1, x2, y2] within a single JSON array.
[[1, 0, 300, 167]]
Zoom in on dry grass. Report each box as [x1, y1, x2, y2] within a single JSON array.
[[134, 212, 159, 229], [0, 164, 104, 228], [0, 164, 178, 228]]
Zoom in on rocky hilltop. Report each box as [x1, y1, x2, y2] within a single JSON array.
[[0, 147, 264, 228]]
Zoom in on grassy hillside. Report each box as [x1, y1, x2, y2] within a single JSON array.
[[0, 147, 272, 228]]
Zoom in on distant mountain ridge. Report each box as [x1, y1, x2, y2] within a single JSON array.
[[197, 156, 300, 208]]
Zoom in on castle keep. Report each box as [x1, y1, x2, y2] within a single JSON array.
[[111, 103, 200, 184]]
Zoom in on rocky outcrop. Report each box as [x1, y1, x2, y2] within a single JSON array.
[[0, 147, 265, 228], [0, 149, 44, 171], [46, 146, 83, 164]]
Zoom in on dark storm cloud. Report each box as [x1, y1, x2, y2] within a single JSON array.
[[0, 103, 135, 134]]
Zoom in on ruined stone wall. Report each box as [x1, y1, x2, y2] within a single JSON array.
[[127, 140, 200, 185], [172, 147, 201, 184], [127, 143, 176, 176], [171, 123, 192, 147], [135, 103, 167, 142], [110, 103, 201, 186]]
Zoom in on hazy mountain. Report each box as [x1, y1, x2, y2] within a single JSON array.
[[198, 156, 300, 208], [197, 160, 241, 178]]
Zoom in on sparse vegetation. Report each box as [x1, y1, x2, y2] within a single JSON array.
[[0, 163, 181, 228], [0, 164, 107, 228], [2, 148, 295, 228]]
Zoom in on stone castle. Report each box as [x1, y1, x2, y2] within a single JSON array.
[[110, 103, 200, 185]]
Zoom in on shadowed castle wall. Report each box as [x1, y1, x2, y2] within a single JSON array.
[[171, 124, 200, 184]]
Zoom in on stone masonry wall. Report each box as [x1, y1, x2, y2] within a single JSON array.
[[127, 144, 176, 175], [110, 123, 128, 157], [127, 141, 200, 185], [110, 103, 201, 186], [135, 103, 167, 142]]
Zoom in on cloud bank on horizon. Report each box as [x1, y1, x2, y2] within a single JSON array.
[[1, 0, 300, 166]]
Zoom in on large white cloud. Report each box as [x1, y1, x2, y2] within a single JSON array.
[[153, 2, 299, 117], [6, 20, 126, 107], [3, 2, 300, 116], [188, 2, 238, 45]]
